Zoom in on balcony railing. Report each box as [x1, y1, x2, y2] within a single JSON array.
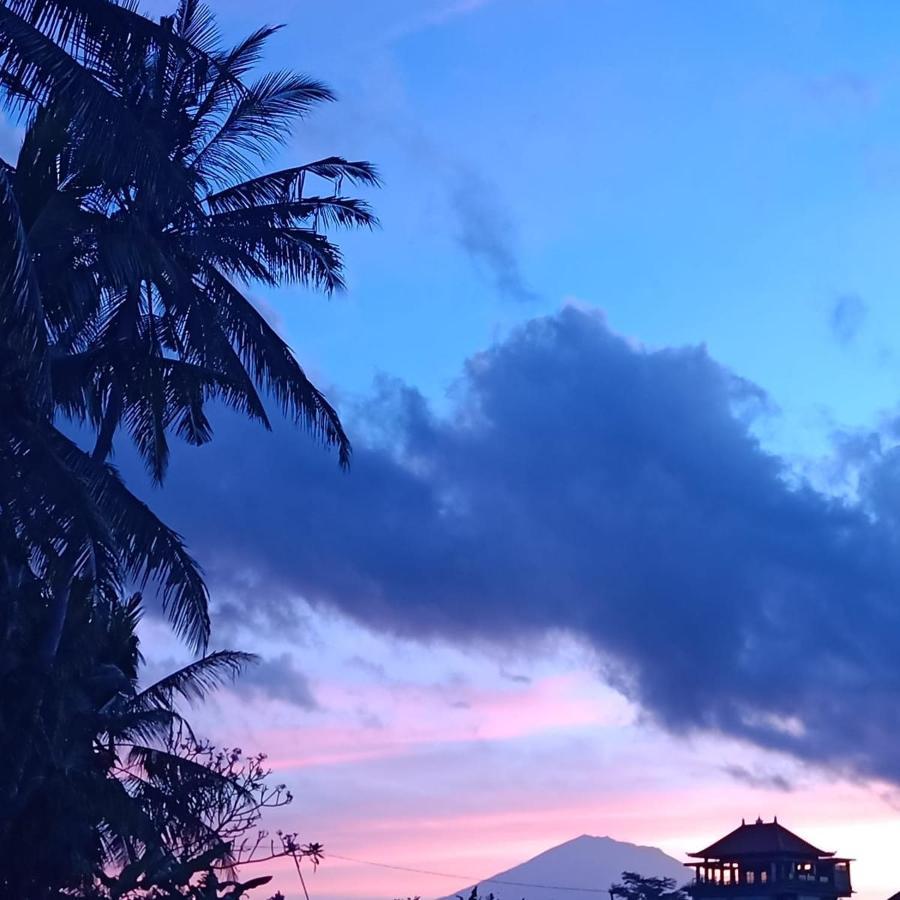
[[692, 877, 851, 897]]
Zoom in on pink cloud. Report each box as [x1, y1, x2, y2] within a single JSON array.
[[244, 672, 628, 771]]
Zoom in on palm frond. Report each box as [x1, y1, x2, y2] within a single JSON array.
[[92, 772, 166, 865], [161, 357, 272, 443], [293, 195, 378, 229], [173, 0, 220, 56], [53, 347, 274, 480], [188, 23, 281, 130], [118, 757, 230, 855], [102, 706, 186, 747], [0, 163, 47, 407], [2, 0, 212, 98], [0, 5, 186, 196], [198, 220, 347, 290], [205, 195, 377, 231], [205, 157, 380, 212], [161, 306, 273, 430], [0, 412, 122, 597], [132, 650, 256, 711], [125, 744, 258, 838], [48, 429, 211, 649], [202, 268, 351, 465], [192, 71, 334, 184], [212, 24, 280, 83]]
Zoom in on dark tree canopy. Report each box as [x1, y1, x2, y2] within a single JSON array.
[[0, 0, 378, 652], [610, 872, 691, 900]]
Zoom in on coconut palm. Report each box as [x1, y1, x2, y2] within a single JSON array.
[[0, 582, 256, 898], [0, 0, 215, 408], [0, 0, 229, 653], [0, 5, 363, 894], [15, 0, 378, 481], [0, 0, 378, 653]]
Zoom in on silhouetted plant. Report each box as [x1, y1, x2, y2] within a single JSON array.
[[0, 1, 375, 895], [610, 871, 691, 900], [1, 0, 378, 658], [0, 582, 319, 898], [457, 888, 497, 900]]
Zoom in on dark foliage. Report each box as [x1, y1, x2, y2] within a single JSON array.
[[0, 0, 378, 652], [459, 890, 496, 900], [0, 574, 320, 898], [610, 871, 691, 900], [0, 0, 375, 895]]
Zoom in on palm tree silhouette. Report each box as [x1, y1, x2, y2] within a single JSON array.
[[0, 583, 256, 897], [0, 0, 378, 653]]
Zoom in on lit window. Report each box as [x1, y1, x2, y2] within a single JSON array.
[[761, 871, 768, 884], [746, 872, 755, 885]]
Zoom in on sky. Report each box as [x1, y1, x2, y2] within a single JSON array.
[[115, 1, 900, 898]]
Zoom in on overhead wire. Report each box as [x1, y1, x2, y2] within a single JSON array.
[[326, 852, 618, 894]]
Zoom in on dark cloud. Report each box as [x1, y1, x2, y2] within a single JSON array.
[[451, 168, 537, 303], [829, 293, 867, 345], [136, 650, 315, 710], [138, 307, 900, 783], [500, 669, 532, 685], [721, 764, 793, 793], [347, 655, 389, 681], [234, 654, 318, 709]]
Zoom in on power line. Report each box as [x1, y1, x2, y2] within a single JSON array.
[[326, 852, 615, 894]]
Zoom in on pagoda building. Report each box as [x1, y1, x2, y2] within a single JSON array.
[[686, 818, 852, 900]]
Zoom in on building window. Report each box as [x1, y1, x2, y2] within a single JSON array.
[[746, 872, 755, 885], [760, 871, 768, 884]]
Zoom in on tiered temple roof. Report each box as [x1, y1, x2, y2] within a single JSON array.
[[689, 818, 834, 860]]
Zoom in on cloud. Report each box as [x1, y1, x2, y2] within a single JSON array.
[[233, 653, 318, 709], [721, 764, 793, 793], [137, 307, 900, 783], [806, 72, 876, 111], [383, 0, 495, 44], [500, 669, 532, 685], [829, 293, 867, 345], [335, 80, 536, 305], [450, 168, 538, 303]]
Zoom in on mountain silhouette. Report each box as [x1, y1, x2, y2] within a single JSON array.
[[440, 834, 685, 900]]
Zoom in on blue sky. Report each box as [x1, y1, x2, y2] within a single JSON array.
[[118, 3, 900, 898], [193, 0, 900, 449]]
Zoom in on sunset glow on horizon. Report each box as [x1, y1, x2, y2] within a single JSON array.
[[157, 606, 900, 900]]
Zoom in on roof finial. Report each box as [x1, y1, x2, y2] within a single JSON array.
[[755, 816, 763, 825], [774, 815, 778, 824], [741, 818, 746, 826]]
